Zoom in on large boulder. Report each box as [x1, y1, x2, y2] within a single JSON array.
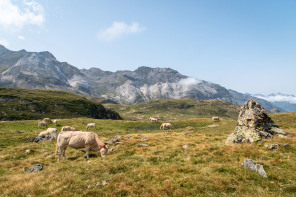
[[226, 99, 288, 144]]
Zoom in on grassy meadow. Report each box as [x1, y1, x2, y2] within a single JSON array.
[[0, 113, 295, 196]]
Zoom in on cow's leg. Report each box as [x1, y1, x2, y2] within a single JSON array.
[[85, 145, 91, 159], [58, 147, 62, 161], [62, 148, 67, 159]]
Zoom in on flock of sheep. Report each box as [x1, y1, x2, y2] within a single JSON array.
[[36, 116, 220, 161]]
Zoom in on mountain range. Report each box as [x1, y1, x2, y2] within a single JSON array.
[[0, 45, 293, 112]]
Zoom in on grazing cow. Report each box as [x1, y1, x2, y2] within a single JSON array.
[[43, 118, 52, 124], [38, 128, 57, 136], [55, 131, 108, 161], [160, 123, 174, 130], [38, 121, 48, 128], [38, 128, 58, 140], [212, 116, 220, 121], [149, 117, 159, 122], [61, 126, 78, 132], [53, 120, 58, 126], [86, 123, 96, 130]]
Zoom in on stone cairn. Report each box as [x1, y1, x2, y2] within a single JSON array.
[[226, 99, 288, 144]]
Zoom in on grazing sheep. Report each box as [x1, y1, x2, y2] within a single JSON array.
[[86, 123, 96, 130], [53, 120, 58, 126], [38, 121, 48, 128], [55, 131, 108, 161], [212, 116, 220, 121], [149, 117, 159, 122], [61, 126, 79, 132], [160, 123, 174, 130], [43, 118, 52, 124]]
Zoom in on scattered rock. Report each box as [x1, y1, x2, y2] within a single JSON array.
[[96, 180, 108, 187], [140, 137, 148, 141], [185, 131, 194, 135], [46, 153, 56, 158], [102, 181, 108, 186], [114, 142, 121, 146], [242, 159, 267, 178], [267, 144, 280, 150], [226, 99, 289, 144], [27, 164, 44, 173], [108, 148, 114, 152], [182, 145, 190, 149], [207, 124, 219, 128], [25, 149, 31, 154], [266, 143, 289, 150], [127, 134, 132, 139], [138, 144, 149, 147]]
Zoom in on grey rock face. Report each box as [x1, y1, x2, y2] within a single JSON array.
[[242, 159, 267, 178], [0, 45, 283, 110], [27, 164, 44, 173], [226, 99, 288, 144]]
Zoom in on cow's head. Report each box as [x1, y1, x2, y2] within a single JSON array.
[[99, 144, 108, 157]]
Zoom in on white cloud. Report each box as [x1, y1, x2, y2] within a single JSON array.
[[97, 21, 146, 42], [0, 0, 44, 30], [254, 94, 296, 104], [18, 35, 25, 40], [179, 77, 201, 86], [0, 39, 9, 47]]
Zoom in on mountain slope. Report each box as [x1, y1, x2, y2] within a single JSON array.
[[0, 45, 96, 96], [103, 98, 240, 121], [0, 45, 281, 111], [0, 87, 121, 120]]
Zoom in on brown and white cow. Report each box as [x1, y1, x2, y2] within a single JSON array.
[[56, 131, 108, 161]]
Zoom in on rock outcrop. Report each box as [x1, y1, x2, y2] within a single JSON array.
[[226, 99, 288, 144]]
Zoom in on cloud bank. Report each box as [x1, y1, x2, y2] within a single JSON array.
[[254, 94, 296, 104], [179, 77, 201, 86], [97, 21, 146, 42], [0, 39, 9, 47], [0, 0, 44, 30]]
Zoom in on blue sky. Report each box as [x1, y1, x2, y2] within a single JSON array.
[[0, 0, 296, 95]]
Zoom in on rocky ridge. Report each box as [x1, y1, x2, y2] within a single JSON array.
[[0, 45, 282, 110]]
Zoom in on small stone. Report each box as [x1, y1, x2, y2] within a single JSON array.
[[207, 124, 219, 128], [138, 144, 149, 147], [46, 153, 56, 158], [140, 137, 148, 141], [25, 149, 31, 154], [108, 148, 114, 152], [242, 159, 267, 178], [281, 143, 289, 147], [27, 164, 44, 173], [102, 181, 108, 186], [114, 142, 121, 146], [267, 144, 280, 150], [182, 145, 190, 149], [127, 134, 132, 139]]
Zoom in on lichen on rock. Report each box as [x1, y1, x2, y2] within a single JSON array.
[[226, 99, 288, 144]]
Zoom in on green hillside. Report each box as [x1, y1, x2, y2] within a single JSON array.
[[0, 87, 121, 120], [0, 113, 295, 196], [103, 98, 240, 121]]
